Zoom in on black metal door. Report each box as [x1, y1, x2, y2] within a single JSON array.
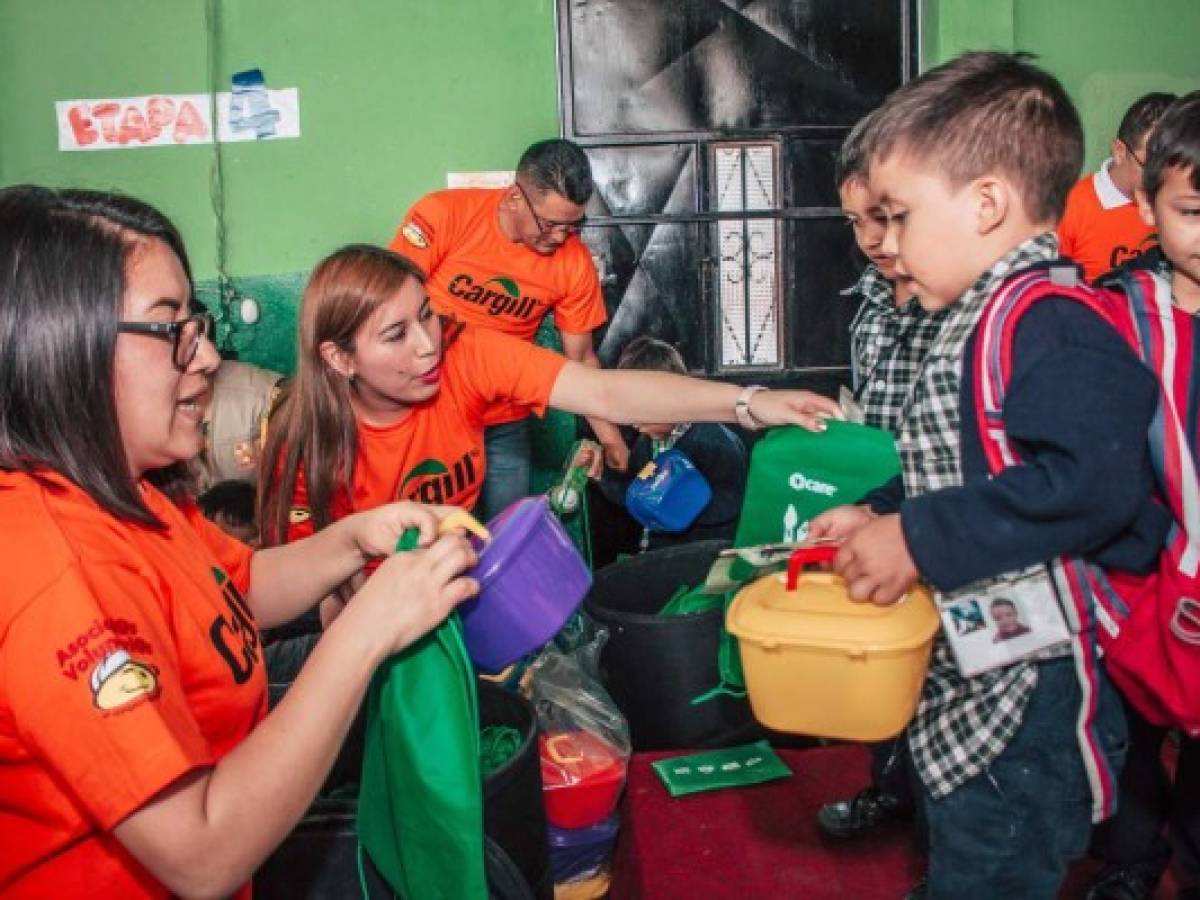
[[558, 0, 917, 392]]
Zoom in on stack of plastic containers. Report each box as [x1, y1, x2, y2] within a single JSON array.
[[539, 731, 626, 897]]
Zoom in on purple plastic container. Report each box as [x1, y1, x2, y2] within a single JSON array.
[[548, 813, 620, 882], [459, 496, 592, 673]]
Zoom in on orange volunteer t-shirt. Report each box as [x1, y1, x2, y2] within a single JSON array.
[[0, 471, 266, 900], [1058, 164, 1157, 282], [388, 187, 606, 425], [285, 326, 567, 542]]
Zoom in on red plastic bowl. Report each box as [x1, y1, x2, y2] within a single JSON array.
[[539, 731, 626, 829]]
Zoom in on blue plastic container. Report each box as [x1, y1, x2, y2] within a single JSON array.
[[624, 448, 712, 533], [547, 812, 620, 882]]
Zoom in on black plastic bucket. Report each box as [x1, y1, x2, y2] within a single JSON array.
[[255, 679, 549, 900], [583, 540, 759, 751], [479, 679, 552, 900]]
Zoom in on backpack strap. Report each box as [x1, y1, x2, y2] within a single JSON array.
[[1103, 268, 1200, 579], [973, 262, 1123, 477], [971, 261, 1127, 823]]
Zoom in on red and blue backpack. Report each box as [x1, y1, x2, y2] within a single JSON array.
[[974, 261, 1200, 737]]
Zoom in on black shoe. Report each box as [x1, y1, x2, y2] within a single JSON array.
[[816, 785, 913, 839], [903, 877, 928, 900], [1084, 862, 1167, 900]]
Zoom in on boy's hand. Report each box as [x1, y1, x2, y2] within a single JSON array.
[[807, 504, 876, 544], [834, 513, 920, 605]]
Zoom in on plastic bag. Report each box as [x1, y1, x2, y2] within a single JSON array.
[[527, 624, 631, 829]]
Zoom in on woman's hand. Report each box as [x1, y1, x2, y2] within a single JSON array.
[[748, 389, 844, 432], [340, 533, 480, 659], [340, 501, 461, 560]]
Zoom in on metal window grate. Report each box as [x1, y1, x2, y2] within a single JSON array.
[[714, 143, 780, 369]]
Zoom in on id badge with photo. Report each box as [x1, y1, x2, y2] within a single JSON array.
[[936, 567, 1072, 677]]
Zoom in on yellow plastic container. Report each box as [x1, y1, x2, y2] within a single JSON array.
[[726, 546, 939, 741]]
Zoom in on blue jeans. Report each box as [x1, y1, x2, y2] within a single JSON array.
[[480, 418, 532, 521], [921, 658, 1129, 900]]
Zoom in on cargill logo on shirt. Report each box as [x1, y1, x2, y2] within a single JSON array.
[[447, 273, 540, 320], [399, 450, 479, 505], [789, 471, 837, 497]]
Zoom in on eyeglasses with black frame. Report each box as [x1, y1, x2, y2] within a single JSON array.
[[514, 180, 587, 236], [117, 311, 214, 370]]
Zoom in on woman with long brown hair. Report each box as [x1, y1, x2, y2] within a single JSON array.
[[259, 244, 840, 566]]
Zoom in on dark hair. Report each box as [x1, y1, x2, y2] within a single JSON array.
[[1142, 91, 1200, 202], [990, 597, 1017, 611], [0, 185, 196, 527], [863, 51, 1083, 223], [835, 110, 879, 189], [1117, 92, 1177, 148], [198, 479, 256, 529], [616, 336, 687, 375], [516, 139, 594, 205]]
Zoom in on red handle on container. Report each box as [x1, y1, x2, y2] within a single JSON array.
[[786, 545, 838, 591]]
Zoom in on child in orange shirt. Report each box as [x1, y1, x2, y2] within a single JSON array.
[[1058, 92, 1175, 281]]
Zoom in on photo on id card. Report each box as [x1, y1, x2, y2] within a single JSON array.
[[936, 567, 1071, 677]]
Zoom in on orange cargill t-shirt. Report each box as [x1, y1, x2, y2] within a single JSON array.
[[1058, 162, 1157, 282], [0, 470, 265, 899], [388, 186, 606, 425], [285, 326, 567, 542]]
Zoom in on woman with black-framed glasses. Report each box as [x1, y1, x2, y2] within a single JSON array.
[[117, 311, 215, 370], [0, 185, 478, 899]]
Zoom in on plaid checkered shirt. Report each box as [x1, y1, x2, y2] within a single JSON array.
[[845, 265, 948, 434], [896, 232, 1068, 800]]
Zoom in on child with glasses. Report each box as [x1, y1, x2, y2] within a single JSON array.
[[1058, 91, 1176, 281]]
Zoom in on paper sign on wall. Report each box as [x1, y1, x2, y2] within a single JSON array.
[[56, 88, 301, 151], [446, 170, 515, 189]]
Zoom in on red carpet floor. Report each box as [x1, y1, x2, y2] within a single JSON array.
[[609, 744, 1177, 899]]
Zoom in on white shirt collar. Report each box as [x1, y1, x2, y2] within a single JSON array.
[[1093, 158, 1133, 210]]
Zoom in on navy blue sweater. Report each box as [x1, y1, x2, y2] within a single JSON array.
[[865, 296, 1170, 592]]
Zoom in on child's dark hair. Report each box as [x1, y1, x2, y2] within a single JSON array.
[[198, 480, 257, 530], [616, 336, 687, 375], [863, 51, 1083, 223], [1142, 91, 1200, 202], [835, 110, 879, 189], [1118, 92, 1178, 149]]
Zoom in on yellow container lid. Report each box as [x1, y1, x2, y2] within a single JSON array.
[[728, 569, 939, 654]]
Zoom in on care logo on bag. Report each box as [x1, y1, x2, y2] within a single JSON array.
[[788, 471, 837, 497]]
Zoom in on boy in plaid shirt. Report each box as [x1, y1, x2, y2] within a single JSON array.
[[811, 52, 1170, 899], [817, 113, 945, 843]]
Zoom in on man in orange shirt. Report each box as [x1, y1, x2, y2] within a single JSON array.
[[389, 139, 628, 518], [1059, 92, 1176, 281]]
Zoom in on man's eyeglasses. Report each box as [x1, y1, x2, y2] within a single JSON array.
[[515, 181, 587, 236], [1120, 138, 1147, 168], [117, 311, 214, 370]]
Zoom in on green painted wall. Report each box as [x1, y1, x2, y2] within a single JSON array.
[[0, 0, 560, 373], [923, 0, 1200, 171], [4, 0, 1198, 375]]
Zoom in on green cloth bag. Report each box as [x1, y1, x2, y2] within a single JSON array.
[[357, 613, 487, 899], [734, 420, 900, 548]]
